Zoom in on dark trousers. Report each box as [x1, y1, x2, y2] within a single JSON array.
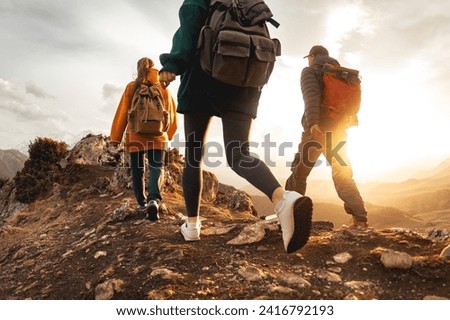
[[286, 129, 367, 222], [183, 111, 281, 217], [129, 149, 165, 206]]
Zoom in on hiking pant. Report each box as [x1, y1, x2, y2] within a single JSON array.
[[129, 149, 165, 206], [183, 111, 281, 217], [285, 129, 367, 222]]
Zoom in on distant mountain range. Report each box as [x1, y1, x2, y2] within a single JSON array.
[[0, 149, 27, 179], [245, 158, 450, 230]]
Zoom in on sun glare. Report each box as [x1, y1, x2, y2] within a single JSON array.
[[346, 57, 445, 182]]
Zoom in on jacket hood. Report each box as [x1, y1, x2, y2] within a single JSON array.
[[147, 67, 160, 85]]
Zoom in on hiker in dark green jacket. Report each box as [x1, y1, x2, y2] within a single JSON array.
[[160, 0, 261, 117], [159, 0, 313, 254]]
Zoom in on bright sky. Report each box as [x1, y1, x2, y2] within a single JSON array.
[[1, 0, 449, 187]]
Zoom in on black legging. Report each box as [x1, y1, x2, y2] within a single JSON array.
[[183, 111, 281, 217]]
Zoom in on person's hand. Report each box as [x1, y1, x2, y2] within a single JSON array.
[[310, 124, 325, 141], [159, 71, 176, 88]]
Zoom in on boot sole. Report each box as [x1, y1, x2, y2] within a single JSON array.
[[146, 205, 160, 221], [287, 196, 313, 253], [181, 234, 201, 241]]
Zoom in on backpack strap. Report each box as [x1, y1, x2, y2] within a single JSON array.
[[132, 83, 142, 98], [267, 18, 280, 28], [133, 81, 146, 94], [205, 0, 228, 26], [149, 85, 166, 112], [211, 0, 280, 28], [231, 0, 280, 28]]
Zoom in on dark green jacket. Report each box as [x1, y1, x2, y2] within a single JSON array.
[[160, 0, 261, 117], [160, 0, 209, 76]]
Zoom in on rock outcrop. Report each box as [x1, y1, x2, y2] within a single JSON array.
[[67, 134, 120, 166]]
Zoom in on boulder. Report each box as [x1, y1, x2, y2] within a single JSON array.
[[67, 134, 119, 166], [380, 249, 413, 269], [201, 171, 219, 203], [95, 279, 123, 300], [0, 181, 27, 220], [333, 252, 353, 264], [238, 266, 266, 281], [439, 244, 450, 258], [217, 183, 256, 215], [227, 222, 266, 245]]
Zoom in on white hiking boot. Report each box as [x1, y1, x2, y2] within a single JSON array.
[[274, 191, 313, 253], [180, 222, 201, 241]]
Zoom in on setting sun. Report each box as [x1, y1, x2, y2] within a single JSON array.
[[346, 56, 448, 181]]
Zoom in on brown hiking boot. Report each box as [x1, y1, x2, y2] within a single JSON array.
[[350, 216, 369, 229], [342, 216, 369, 231]]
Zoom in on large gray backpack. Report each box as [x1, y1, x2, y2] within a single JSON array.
[[197, 0, 281, 87]]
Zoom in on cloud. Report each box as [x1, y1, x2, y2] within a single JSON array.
[[102, 83, 123, 100], [0, 77, 72, 148], [0, 78, 66, 122], [0, 1, 174, 58], [25, 82, 54, 99], [1, 101, 49, 121], [0, 78, 25, 102], [100, 82, 124, 113], [323, 2, 374, 58], [0, 1, 91, 53]]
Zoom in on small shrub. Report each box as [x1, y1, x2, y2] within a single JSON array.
[[14, 137, 68, 203], [27, 137, 68, 168]]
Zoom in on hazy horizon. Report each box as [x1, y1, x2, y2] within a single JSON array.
[[3, 128, 448, 187]]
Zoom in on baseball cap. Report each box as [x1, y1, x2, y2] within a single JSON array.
[[303, 45, 329, 58]]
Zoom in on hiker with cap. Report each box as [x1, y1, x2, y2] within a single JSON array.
[[286, 45, 368, 229], [158, 0, 313, 253]]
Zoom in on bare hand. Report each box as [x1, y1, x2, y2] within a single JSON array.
[[159, 71, 176, 88]]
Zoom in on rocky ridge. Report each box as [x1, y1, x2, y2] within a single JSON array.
[[0, 134, 449, 300]]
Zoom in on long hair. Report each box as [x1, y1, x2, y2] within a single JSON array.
[[135, 57, 154, 86]]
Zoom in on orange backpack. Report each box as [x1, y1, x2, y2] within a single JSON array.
[[322, 63, 361, 124]]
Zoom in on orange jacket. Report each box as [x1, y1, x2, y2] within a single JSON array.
[[110, 67, 178, 153]]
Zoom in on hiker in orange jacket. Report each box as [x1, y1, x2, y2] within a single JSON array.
[[110, 57, 177, 220]]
